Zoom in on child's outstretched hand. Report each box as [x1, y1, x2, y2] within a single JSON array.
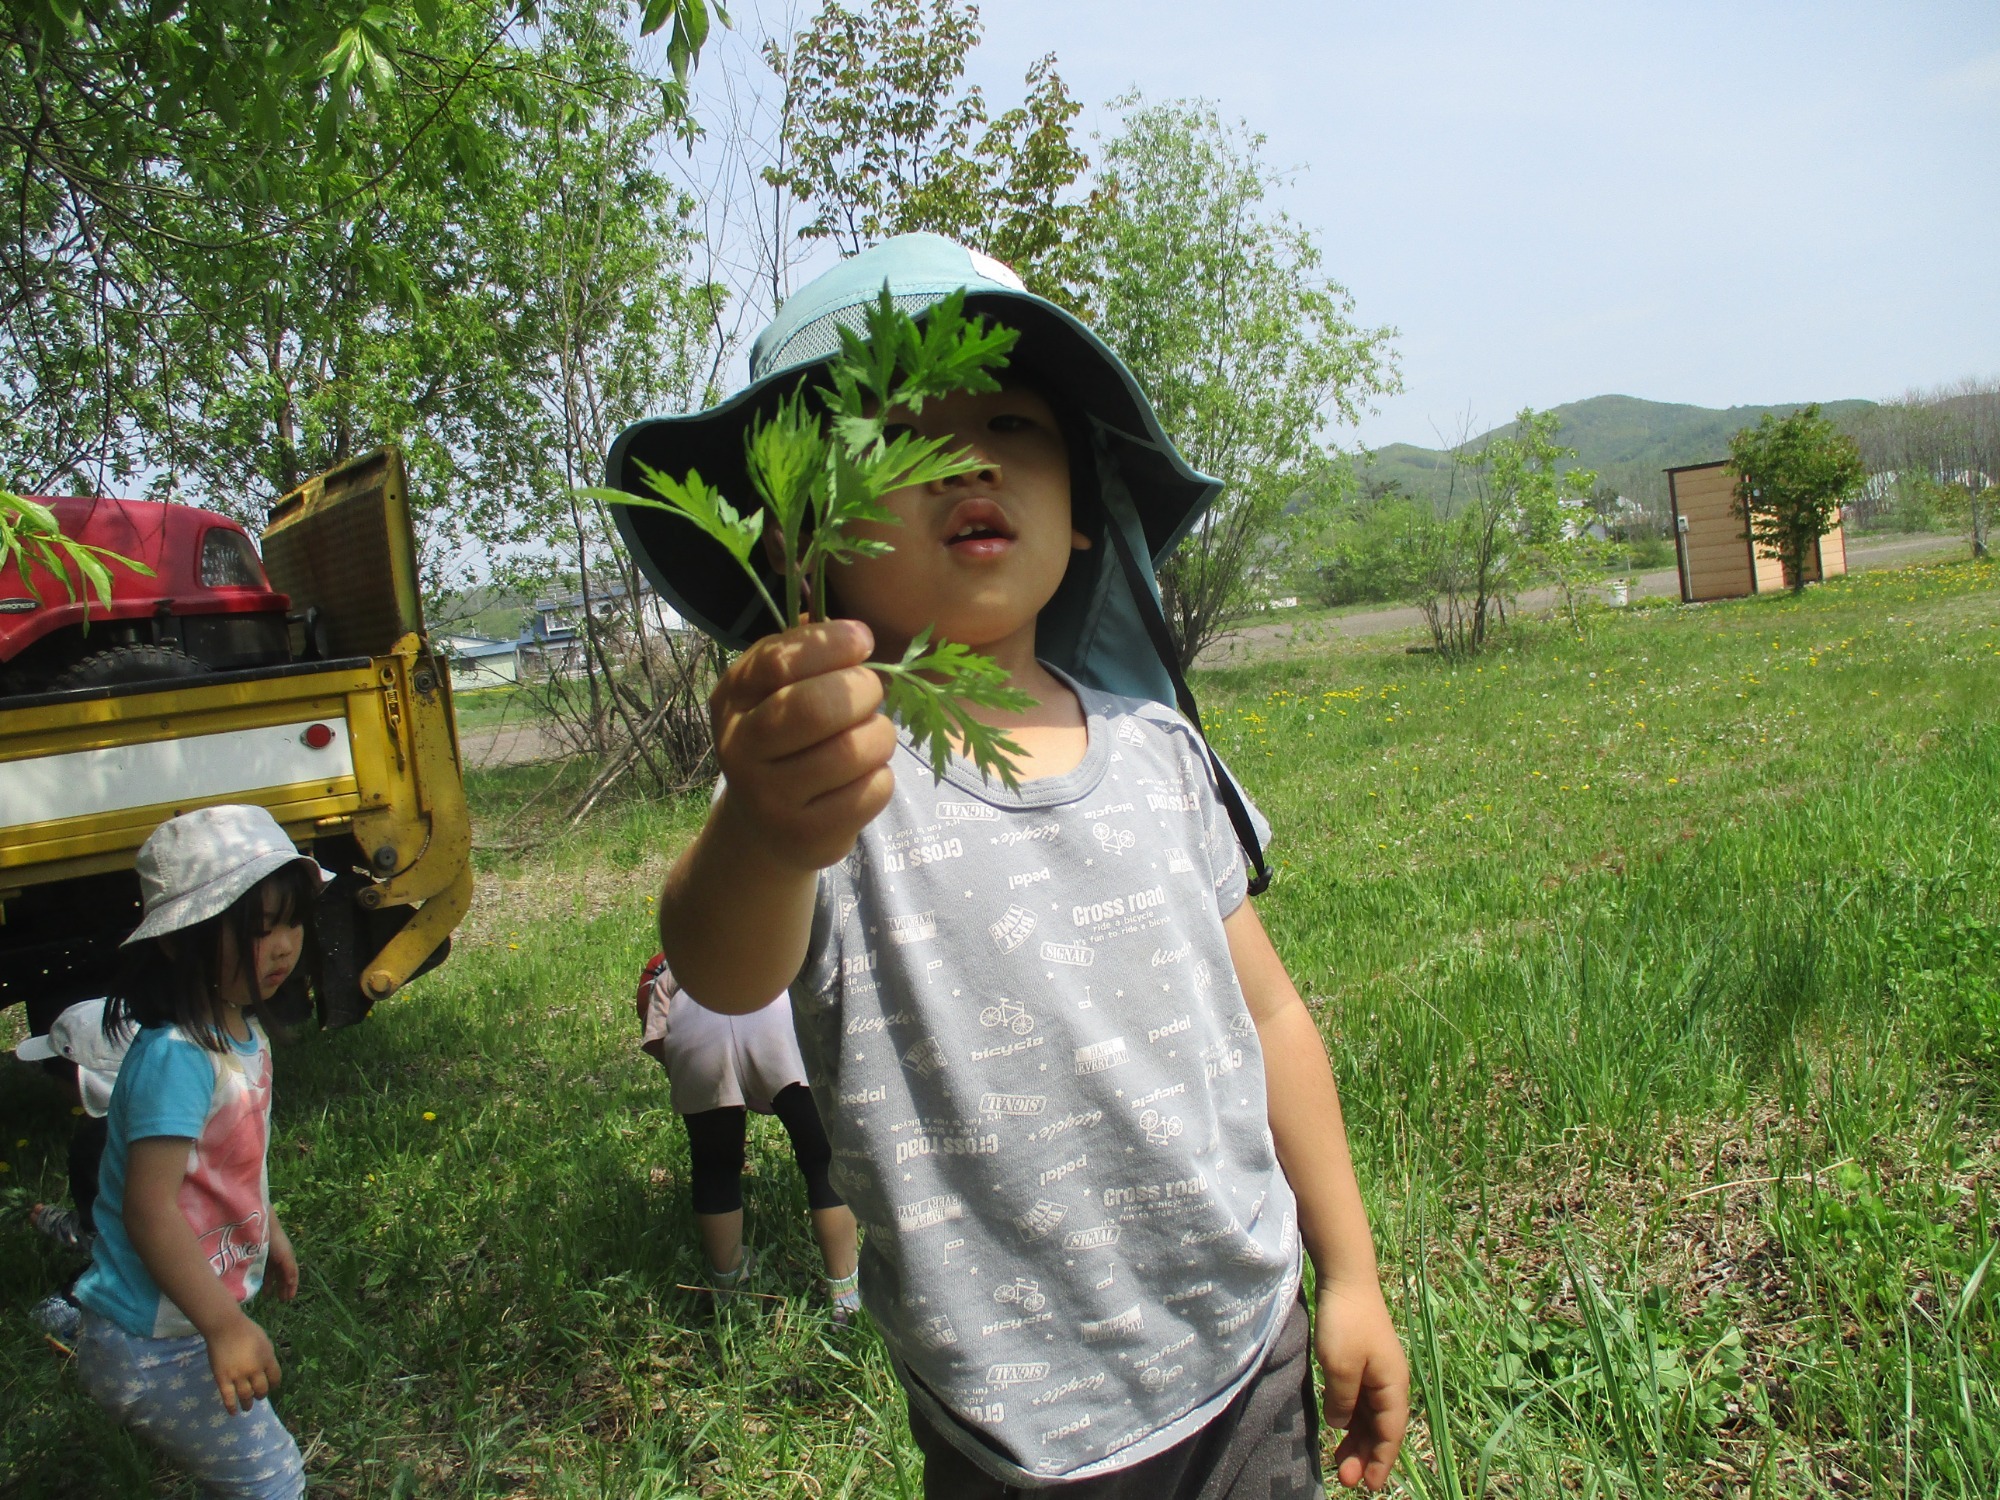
[[710, 618, 899, 871], [207, 1311, 283, 1415], [1315, 1276, 1410, 1491]]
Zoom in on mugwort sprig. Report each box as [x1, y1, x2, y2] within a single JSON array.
[[583, 287, 1035, 788]]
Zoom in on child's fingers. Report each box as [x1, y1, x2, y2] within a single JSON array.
[[799, 764, 899, 838], [731, 664, 889, 766], [1330, 1373, 1409, 1490], [774, 711, 900, 802], [726, 620, 875, 708], [1319, 1349, 1362, 1429], [1332, 1416, 1404, 1492]]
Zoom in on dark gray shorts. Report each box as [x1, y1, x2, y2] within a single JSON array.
[[906, 1295, 1324, 1499]]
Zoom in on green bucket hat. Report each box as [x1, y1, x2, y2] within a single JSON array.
[[606, 233, 1268, 888], [606, 233, 1221, 707]]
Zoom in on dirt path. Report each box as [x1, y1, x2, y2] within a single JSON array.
[[458, 716, 572, 770], [1197, 532, 1971, 668]]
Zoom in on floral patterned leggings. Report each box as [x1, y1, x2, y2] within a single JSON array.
[[78, 1311, 305, 1499]]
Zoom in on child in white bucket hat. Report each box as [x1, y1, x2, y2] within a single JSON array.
[[16, 997, 134, 1337], [69, 804, 329, 1500]]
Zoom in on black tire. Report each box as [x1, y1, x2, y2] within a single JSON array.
[[314, 873, 370, 1030], [54, 644, 211, 691]]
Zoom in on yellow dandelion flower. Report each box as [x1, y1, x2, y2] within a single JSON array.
[[423, 1111, 437, 1122]]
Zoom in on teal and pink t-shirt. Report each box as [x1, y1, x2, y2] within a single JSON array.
[[75, 1019, 273, 1338]]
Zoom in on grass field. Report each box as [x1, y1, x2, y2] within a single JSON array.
[[3, 559, 1996, 1497]]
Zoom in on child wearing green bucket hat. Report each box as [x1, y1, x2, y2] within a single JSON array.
[[621, 234, 1406, 1495]]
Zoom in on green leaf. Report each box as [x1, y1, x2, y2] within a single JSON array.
[[856, 428, 986, 495], [72, 547, 114, 611], [877, 627, 1034, 788], [4, 493, 59, 535], [580, 469, 762, 576], [743, 389, 828, 543]]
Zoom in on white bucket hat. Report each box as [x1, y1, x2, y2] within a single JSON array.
[[13, 998, 130, 1116], [123, 804, 333, 946]]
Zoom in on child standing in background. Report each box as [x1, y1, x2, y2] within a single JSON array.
[[636, 953, 859, 1315], [72, 804, 326, 1500], [17, 996, 133, 1339]]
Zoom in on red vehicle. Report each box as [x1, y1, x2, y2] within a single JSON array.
[[0, 497, 294, 695]]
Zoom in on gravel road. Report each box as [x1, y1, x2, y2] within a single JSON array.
[[1196, 532, 1970, 669]]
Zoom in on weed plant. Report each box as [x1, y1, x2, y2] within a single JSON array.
[[1, 560, 1995, 1496]]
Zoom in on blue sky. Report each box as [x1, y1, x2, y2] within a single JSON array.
[[948, 1, 2000, 449]]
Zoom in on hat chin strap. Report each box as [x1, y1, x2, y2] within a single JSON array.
[[1081, 447, 1272, 898]]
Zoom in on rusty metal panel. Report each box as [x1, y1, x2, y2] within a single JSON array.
[[261, 448, 425, 658]]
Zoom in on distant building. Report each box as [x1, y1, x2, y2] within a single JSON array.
[[439, 635, 522, 690], [531, 579, 685, 643], [1666, 460, 1846, 601]]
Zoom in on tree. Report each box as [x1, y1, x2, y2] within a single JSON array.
[[1398, 410, 1582, 656], [1727, 404, 1866, 593], [1084, 97, 1397, 669], [1855, 379, 1997, 560], [1513, 417, 1600, 635], [1357, 409, 1596, 656], [1, 0, 719, 497], [760, 0, 1092, 307], [476, 0, 729, 791]]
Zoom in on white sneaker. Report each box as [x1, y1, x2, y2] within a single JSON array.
[[29, 1203, 91, 1255], [30, 1294, 81, 1342]]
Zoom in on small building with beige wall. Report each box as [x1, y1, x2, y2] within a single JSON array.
[[1666, 459, 1847, 602]]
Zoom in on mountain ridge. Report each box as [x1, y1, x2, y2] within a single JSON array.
[[1360, 394, 1877, 510]]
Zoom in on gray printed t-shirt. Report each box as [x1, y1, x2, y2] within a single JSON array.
[[798, 675, 1300, 1485]]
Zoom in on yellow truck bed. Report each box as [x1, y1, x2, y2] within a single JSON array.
[[0, 449, 472, 1028]]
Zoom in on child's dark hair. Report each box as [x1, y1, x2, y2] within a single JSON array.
[[104, 863, 321, 1050]]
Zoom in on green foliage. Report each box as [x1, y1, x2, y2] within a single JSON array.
[[762, 0, 1092, 307], [1728, 403, 1867, 594], [639, 0, 726, 84], [2, 0, 716, 567], [1885, 912, 2000, 1075], [1392, 407, 1592, 655], [1083, 96, 1398, 668], [1510, 417, 1602, 636], [1309, 485, 1432, 607], [589, 288, 1035, 787]]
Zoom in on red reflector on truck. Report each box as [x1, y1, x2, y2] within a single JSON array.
[[302, 723, 336, 748]]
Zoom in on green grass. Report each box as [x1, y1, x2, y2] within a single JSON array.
[[3, 560, 1997, 1496], [450, 684, 534, 736]]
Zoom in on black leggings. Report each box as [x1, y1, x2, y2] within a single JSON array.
[[682, 1083, 844, 1215], [69, 1114, 107, 1232]]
